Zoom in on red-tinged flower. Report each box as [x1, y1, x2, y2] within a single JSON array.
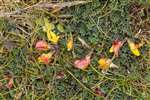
[[35, 40, 49, 51], [109, 39, 124, 56], [38, 52, 53, 64], [56, 71, 65, 79], [74, 55, 91, 70], [6, 78, 13, 89]]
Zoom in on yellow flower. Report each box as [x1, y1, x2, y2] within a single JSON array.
[[43, 18, 59, 44], [98, 58, 111, 71], [67, 36, 73, 51], [109, 46, 114, 53], [98, 58, 118, 73], [127, 39, 140, 56], [47, 31, 59, 44]]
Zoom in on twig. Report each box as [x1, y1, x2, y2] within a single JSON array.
[[77, 36, 91, 49], [66, 69, 98, 96], [0, 1, 92, 18]]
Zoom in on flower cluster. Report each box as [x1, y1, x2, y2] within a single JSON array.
[[35, 18, 143, 73]]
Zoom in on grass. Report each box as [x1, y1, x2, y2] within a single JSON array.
[[0, 0, 150, 99]]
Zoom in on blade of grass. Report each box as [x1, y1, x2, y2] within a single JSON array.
[[66, 69, 98, 96]]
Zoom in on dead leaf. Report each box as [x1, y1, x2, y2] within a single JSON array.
[[3, 41, 17, 51], [0, 1, 92, 18], [6, 78, 14, 89], [0, 82, 3, 89], [77, 36, 91, 49], [14, 92, 22, 100], [92, 87, 106, 96], [55, 71, 65, 79]]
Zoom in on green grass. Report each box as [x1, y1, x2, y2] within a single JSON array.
[[0, 0, 150, 99]]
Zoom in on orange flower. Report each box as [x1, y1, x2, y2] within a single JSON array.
[[67, 36, 73, 51], [109, 39, 124, 56], [38, 52, 53, 64], [35, 40, 49, 51], [74, 54, 91, 70]]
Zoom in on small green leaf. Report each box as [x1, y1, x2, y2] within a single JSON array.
[[57, 23, 65, 33], [0, 18, 6, 31], [43, 18, 55, 32], [35, 18, 43, 26], [148, 0, 150, 5]]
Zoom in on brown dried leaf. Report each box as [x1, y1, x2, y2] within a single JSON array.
[[15, 92, 22, 100], [77, 36, 91, 49], [3, 41, 17, 51], [55, 71, 65, 79], [6, 78, 14, 89], [92, 87, 106, 96]]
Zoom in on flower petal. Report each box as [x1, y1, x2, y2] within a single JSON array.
[[109, 46, 114, 53], [98, 58, 111, 71], [38, 52, 53, 64], [98, 58, 118, 73], [109, 39, 123, 56], [6, 78, 13, 89], [35, 40, 49, 51], [74, 54, 91, 70], [127, 39, 135, 49], [67, 36, 73, 51], [131, 49, 140, 56], [47, 31, 59, 44], [127, 39, 140, 56], [109, 62, 119, 68]]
